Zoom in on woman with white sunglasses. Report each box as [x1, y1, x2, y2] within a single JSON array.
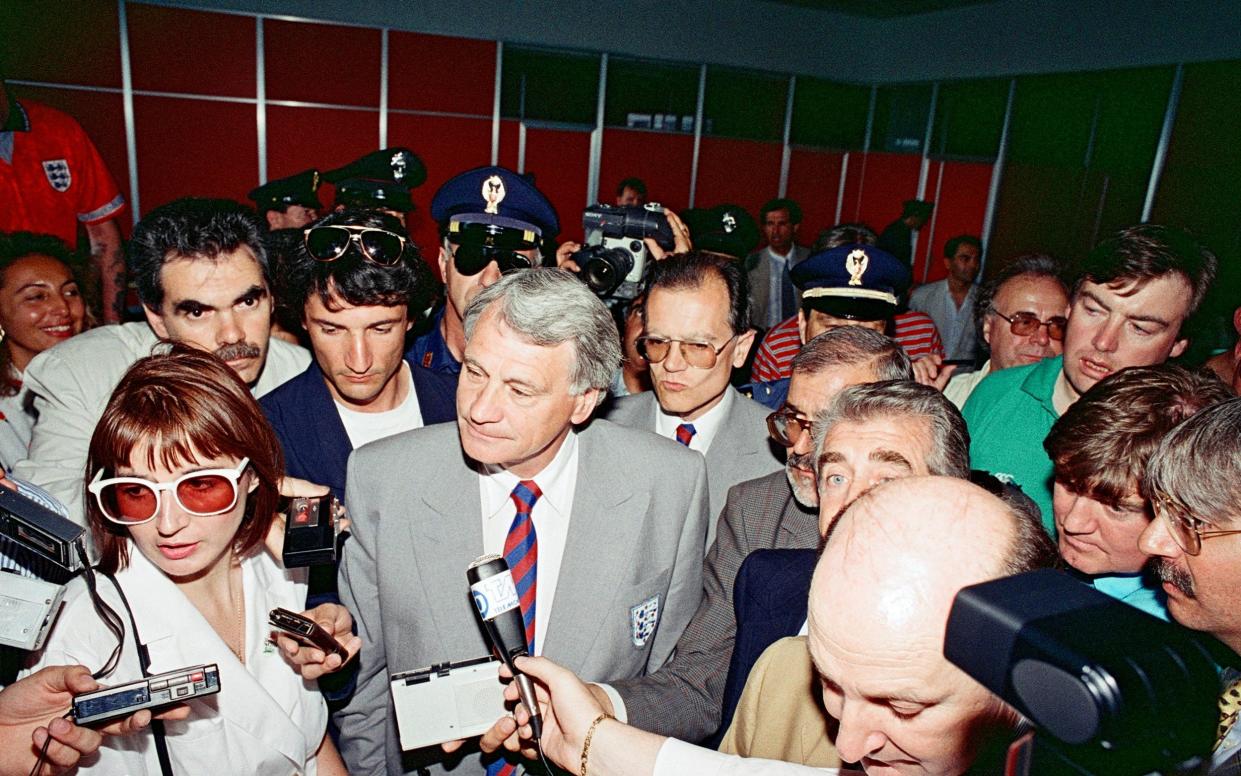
[[25, 344, 348, 775]]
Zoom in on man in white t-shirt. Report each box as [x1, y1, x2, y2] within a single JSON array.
[[260, 208, 458, 502]]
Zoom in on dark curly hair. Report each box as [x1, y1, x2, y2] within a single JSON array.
[[275, 209, 436, 326], [128, 198, 269, 311]]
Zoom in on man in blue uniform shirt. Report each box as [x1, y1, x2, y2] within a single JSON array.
[[406, 166, 559, 374]]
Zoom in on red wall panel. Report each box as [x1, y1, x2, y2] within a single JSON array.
[[389, 31, 495, 115], [597, 129, 694, 213], [694, 137, 782, 219], [266, 105, 377, 180], [388, 113, 494, 266], [913, 160, 992, 285], [128, 5, 255, 98], [839, 152, 922, 234], [785, 148, 846, 242], [133, 96, 257, 210], [14, 86, 131, 232], [3, 1, 121, 87], [518, 127, 592, 243], [264, 20, 380, 106], [495, 120, 591, 243], [266, 105, 379, 222]]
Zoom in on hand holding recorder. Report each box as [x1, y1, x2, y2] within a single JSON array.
[[269, 605, 361, 680]]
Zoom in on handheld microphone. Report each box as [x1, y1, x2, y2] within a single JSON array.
[[467, 554, 543, 742]]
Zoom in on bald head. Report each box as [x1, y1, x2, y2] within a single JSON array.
[[808, 476, 1054, 775]]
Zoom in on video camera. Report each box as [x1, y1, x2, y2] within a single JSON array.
[[572, 203, 675, 301], [946, 569, 1223, 775]]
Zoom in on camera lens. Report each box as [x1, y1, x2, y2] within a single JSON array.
[[582, 248, 634, 297]]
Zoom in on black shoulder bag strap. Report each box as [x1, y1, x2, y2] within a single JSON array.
[[104, 571, 176, 776]]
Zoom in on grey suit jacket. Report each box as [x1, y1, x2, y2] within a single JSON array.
[[610, 468, 819, 742], [746, 244, 811, 329], [601, 388, 783, 548], [334, 419, 710, 774]]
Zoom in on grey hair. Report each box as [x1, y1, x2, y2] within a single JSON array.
[[974, 253, 1068, 348], [1143, 396, 1241, 527], [791, 326, 913, 382], [462, 268, 621, 396], [812, 380, 971, 480]]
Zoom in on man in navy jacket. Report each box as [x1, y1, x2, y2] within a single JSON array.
[[261, 209, 457, 502]]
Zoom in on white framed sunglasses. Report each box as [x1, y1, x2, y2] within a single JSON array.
[[88, 458, 251, 526]]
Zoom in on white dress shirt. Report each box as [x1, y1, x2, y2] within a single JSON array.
[[478, 430, 579, 655], [655, 738, 847, 775], [654, 384, 733, 454]]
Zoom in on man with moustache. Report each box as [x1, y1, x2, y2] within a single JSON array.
[[13, 198, 310, 523], [943, 254, 1069, 408], [963, 224, 1217, 531], [476, 475, 1056, 776], [718, 379, 972, 752], [1043, 364, 1230, 620], [1138, 398, 1241, 775], [590, 326, 912, 743]]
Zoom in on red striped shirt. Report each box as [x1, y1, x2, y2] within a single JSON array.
[[750, 312, 945, 382]]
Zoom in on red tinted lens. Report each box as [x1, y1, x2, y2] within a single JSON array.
[[102, 482, 159, 523], [1046, 317, 1068, 341], [175, 474, 238, 515]]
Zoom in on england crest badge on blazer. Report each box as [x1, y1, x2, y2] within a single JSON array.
[[42, 159, 71, 192], [630, 595, 660, 648]]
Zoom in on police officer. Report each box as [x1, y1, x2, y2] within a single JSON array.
[[406, 165, 559, 374], [679, 204, 760, 261], [323, 148, 426, 227], [248, 169, 321, 231], [742, 243, 910, 408]]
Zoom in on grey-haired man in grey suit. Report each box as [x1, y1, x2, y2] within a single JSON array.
[[333, 268, 710, 775], [595, 326, 914, 742], [602, 251, 783, 548]]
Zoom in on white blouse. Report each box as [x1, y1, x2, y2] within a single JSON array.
[[26, 542, 328, 774]]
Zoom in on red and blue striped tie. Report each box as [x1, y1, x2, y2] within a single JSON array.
[[505, 480, 541, 654], [675, 422, 697, 447], [489, 481, 541, 776]]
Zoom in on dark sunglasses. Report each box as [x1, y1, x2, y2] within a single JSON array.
[[989, 307, 1067, 341], [450, 243, 537, 277], [304, 225, 407, 267]]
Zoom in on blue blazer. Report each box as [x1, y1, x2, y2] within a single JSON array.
[[260, 357, 458, 501], [713, 547, 817, 746]]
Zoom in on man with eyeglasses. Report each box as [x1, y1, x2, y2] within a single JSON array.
[[744, 241, 918, 410], [963, 224, 1217, 532], [406, 165, 558, 375], [715, 380, 973, 761], [260, 209, 458, 502], [13, 198, 310, 523], [1042, 364, 1230, 620], [588, 326, 912, 744], [942, 253, 1069, 408], [1137, 397, 1241, 775], [602, 251, 780, 545]]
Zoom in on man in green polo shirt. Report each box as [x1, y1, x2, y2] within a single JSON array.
[[962, 224, 1217, 533]]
